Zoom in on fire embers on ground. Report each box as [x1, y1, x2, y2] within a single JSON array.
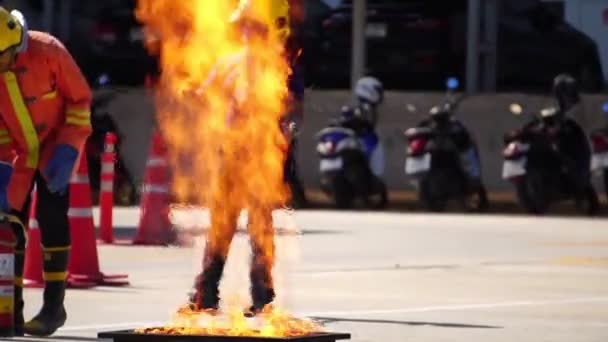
[[136, 306, 323, 337]]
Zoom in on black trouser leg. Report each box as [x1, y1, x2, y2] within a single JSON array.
[[23, 172, 70, 337], [35, 171, 71, 280], [191, 199, 239, 310], [247, 204, 275, 310]]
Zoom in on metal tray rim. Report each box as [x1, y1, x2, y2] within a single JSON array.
[[97, 328, 351, 341]]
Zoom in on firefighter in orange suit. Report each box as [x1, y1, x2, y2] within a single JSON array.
[[186, 0, 291, 317], [0, 7, 92, 337]]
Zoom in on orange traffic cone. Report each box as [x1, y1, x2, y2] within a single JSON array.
[[23, 188, 43, 288], [132, 131, 177, 245], [99, 132, 117, 244], [67, 155, 129, 286]]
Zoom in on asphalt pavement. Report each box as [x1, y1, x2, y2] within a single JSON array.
[[11, 208, 608, 342]]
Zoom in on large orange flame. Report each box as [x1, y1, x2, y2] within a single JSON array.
[[135, 0, 291, 208], [134, 0, 319, 337]]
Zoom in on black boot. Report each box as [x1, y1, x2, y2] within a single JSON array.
[[23, 247, 69, 337], [186, 255, 225, 313], [245, 257, 275, 317], [24, 281, 67, 336]]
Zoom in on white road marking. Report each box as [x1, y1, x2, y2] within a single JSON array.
[[303, 296, 608, 317], [58, 296, 608, 332]]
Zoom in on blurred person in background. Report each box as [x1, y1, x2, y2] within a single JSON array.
[[335, 76, 385, 178], [550, 74, 592, 188], [282, 0, 307, 208]]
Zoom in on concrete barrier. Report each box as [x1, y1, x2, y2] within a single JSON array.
[[104, 87, 608, 193]]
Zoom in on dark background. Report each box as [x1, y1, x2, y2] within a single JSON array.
[[3, 0, 606, 92]]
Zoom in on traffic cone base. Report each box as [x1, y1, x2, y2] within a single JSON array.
[[22, 281, 44, 289], [67, 155, 129, 287], [25, 279, 95, 289], [68, 273, 129, 287]]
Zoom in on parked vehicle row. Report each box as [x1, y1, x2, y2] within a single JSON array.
[[315, 75, 608, 215]]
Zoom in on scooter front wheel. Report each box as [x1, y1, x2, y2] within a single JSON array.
[[584, 183, 600, 216], [332, 175, 354, 209], [516, 172, 550, 215], [466, 184, 489, 212], [365, 179, 388, 210], [419, 177, 447, 212]]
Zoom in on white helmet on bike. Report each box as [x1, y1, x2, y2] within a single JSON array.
[[355, 76, 384, 106]]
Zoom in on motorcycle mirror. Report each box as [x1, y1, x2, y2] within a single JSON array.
[[602, 102, 608, 113], [446, 77, 459, 90], [405, 104, 417, 113], [96, 74, 110, 87], [509, 103, 523, 116]]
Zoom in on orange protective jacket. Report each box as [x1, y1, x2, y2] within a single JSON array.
[[0, 31, 92, 211]]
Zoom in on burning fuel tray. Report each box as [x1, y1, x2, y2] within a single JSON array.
[[98, 329, 351, 342]]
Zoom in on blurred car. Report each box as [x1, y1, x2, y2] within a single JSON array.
[[302, 0, 605, 91], [303, 0, 459, 89], [69, 0, 158, 87], [497, 1, 604, 92]]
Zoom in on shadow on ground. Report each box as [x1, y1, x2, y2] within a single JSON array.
[[13, 336, 100, 342], [298, 191, 608, 218], [312, 316, 502, 329], [99, 227, 346, 243]]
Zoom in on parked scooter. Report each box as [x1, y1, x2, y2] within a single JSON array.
[[590, 101, 608, 200], [502, 103, 599, 215], [403, 78, 488, 212], [86, 74, 139, 206], [316, 106, 388, 209]]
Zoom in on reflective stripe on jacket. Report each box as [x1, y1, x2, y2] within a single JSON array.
[[0, 31, 92, 210]]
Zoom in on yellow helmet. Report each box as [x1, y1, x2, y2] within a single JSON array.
[[268, 0, 290, 41], [230, 0, 291, 41], [0, 7, 26, 54]]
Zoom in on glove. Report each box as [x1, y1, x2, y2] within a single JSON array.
[[0, 161, 12, 212], [44, 144, 79, 194]]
